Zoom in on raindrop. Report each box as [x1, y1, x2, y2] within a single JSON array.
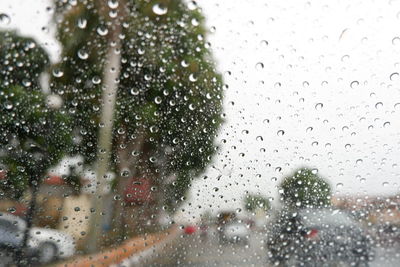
[[152, 3, 168, 15], [306, 127, 313, 133], [189, 73, 197, 82], [392, 37, 400, 45], [356, 159, 363, 165], [108, 0, 119, 9], [277, 130, 285, 136], [78, 49, 89, 60], [382, 182, 389, 187], [375, 102, 383, 109], [3, 102, 13, 110], [0, 13, 11, 26], [345, 144, 351, 149], [22, 79, 31, 87], [350, 80, 359, 89], [315, 103, 323, 110], [154, 96, 162, 104], [255, 62, 264, 70], [394, 103, 400, 110], [92, 76, 101, 84], [97, 26, 108, 36], [260, 40, 268, 47], [256, 136, 263, 141], [181, 60, 189, 67], [311, 169, 318, 174], [390, 72, 399, 81], [78, 18, 87, 29], [188, 1, 198, 10], [52, 68, 64, 78], [383, 121, 390, 128], [130, 88, 139, 96], [336, 183, 343, 188]]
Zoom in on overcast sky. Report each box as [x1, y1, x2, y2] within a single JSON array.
[[1, 0, 400, 219]]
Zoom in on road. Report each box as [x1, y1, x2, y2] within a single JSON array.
[[1, 228, 399, 266], [145, 227, 400, 267]]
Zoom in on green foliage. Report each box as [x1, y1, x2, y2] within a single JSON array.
[[244, 194, 271, 212], [279, 167, 332, 210], [0, 31, 49, 89], [52, 0, 224, 208], [0, 31, 72, 198]]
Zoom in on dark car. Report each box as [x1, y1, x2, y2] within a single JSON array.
[[266, 208, 374, 266], [375, 224, 400, 245]]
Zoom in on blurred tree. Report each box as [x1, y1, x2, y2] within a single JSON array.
[[0, 31, 49, 89], [279, 167, 332, 210], [0, 30, 72, 263], [52, 0, 223, 244], [244, 194, 271, 212], [0, 31, 72, 198]]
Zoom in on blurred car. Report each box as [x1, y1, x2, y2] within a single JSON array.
[[375, 224, 400, 245], [0, 213, 75, 263], [183, 225, 197, 235], [266, 208, 374, 266], [222, 222, 250, 244]]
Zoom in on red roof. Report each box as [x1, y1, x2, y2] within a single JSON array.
[[43, 175, 65, 185], [124, 177, 153, 204]]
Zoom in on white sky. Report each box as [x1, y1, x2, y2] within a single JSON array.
[[1, 0, 400, 218]]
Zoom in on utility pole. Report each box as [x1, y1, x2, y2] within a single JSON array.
[[85, 1, 123, 253]]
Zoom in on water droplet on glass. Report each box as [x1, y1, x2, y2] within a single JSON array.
[[4, 101, 13, 110], [152, 3, 168, 15], [52, 68, 64, 78], [22, 79, 31, 87], [188, 1, 198, 10], [130, 88, 139, 96], [277, 130, 285, 136], [78, 49, 88, 60], [0, 13, 11, 26], [92, 76, 101, 84], [350, 80, 359, 89], [181, 60, 189, 67], [356, 159, 363, 165], [154, 96, 162, 104], [390, 72, 399, 81], [256, 136, 263, 141], [345, 144, 351, 149], [383, 121, 390, 128], [108, 0, 119, 9], [189, 73, 197, 82], [315, 103, 323, 110], [382, 182, 389, 187], [255, 62, 264, 70], [306, 127, 313, 133], [78, 18, 87, 29], [260, 40, 268, 47], [97, 26, 108, 36], [392, 37, 400, 45], [336, 183, 343, 188], [375, 102, 383, 109]]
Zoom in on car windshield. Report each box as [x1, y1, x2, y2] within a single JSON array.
[[0, 0, 400, 266]]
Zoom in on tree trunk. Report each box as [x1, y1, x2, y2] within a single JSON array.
[[112, 128, 147, 241], [17, 176, 39, 267], [85, 7, 123, 253]]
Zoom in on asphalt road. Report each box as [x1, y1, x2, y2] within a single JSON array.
[[145, 227, 400, 267]]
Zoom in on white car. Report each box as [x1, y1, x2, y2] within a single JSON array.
[[0, 213, 75, 263], [223, 222, 250, 244]]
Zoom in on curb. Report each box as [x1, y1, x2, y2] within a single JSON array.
[[54, 226, 178, 267], [112, 227, 179, 267]]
